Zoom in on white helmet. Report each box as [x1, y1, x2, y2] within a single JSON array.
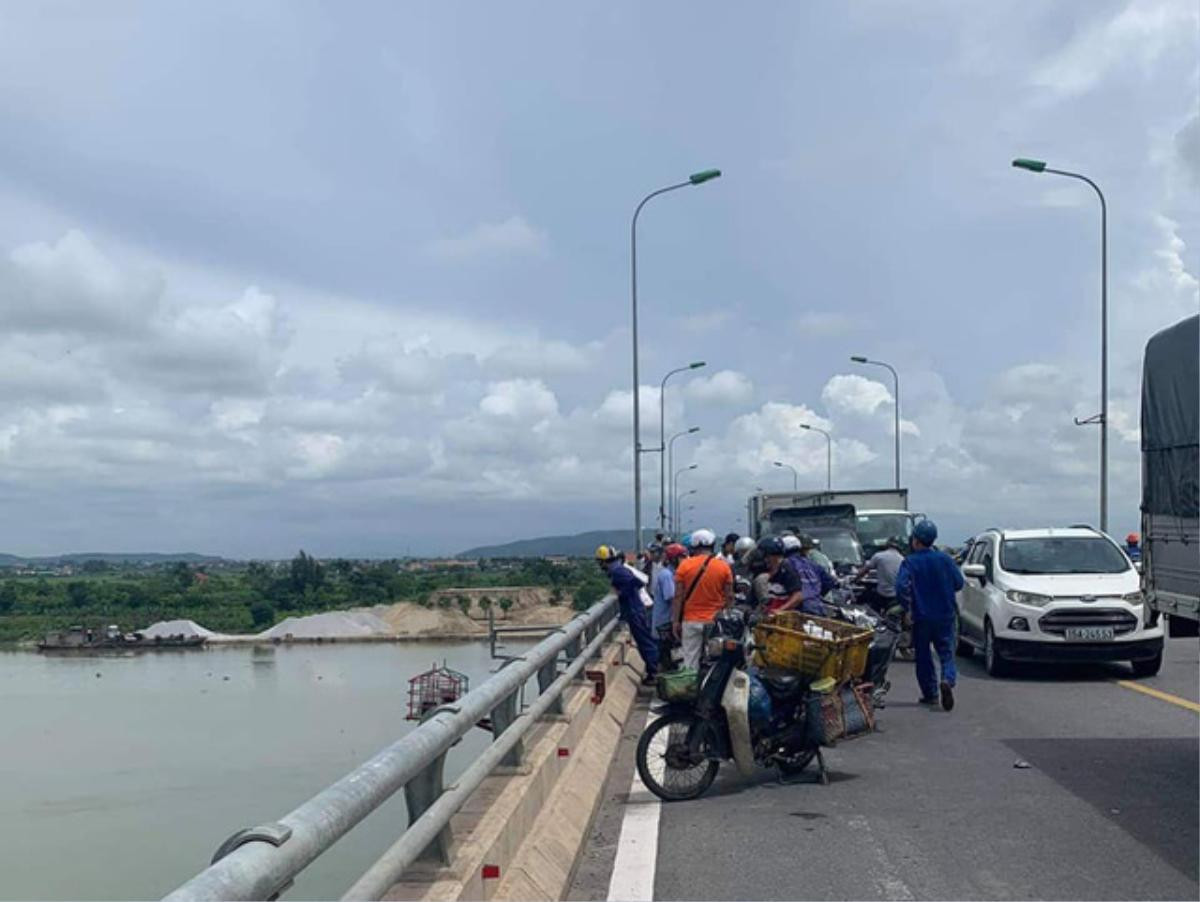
[[690, 528, 717, 548], [780, 534, 803, 553], [734, 536, 756, 555]]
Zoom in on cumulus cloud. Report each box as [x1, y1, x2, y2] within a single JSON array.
[[479, 378, 558, 419], [423, 215, 548, 261], [822, 374, 892, 416], [683, 370, 754, 406]]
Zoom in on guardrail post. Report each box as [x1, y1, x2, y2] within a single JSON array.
[[404, 753, 452, 864], [489, 689, 523, 767], [537, 659, 564, 716]]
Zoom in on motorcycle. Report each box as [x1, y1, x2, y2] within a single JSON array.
[[636, 610, 843, 801], [823, 599, 903, 708]]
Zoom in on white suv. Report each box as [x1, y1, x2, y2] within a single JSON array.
[[956, 527, 1164, 677]]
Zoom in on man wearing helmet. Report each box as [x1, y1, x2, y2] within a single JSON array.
[[595, 545, 659, 685], [670, 528, 734, 670], [781, 534, 836, 615], [895, 520, 964, 710], [1125, 532, 1141, 563], [720, 532, 741, 565]]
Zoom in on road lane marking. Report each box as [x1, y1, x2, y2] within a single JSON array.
[[1115, 680, 1200, 713], [607, 707, 660, 902]]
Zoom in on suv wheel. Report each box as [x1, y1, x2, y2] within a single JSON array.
[[1130, 652, 1163, 678], [984, 620, 1010, 677]]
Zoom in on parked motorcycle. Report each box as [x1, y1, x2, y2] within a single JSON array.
[[823, 600, 903, 707], [637, 610, 841, 801]]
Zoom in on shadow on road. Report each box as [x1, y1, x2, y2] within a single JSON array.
[[1004, 736, 1199, 880]]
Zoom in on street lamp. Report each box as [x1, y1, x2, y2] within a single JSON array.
[[673, 464, 699, 533], [773, 460, 798, 492], [658, 362, 706, 531], [630, 169, 722, 553], [1012, 157, 1109, 533], [800, 424, 832, 490], [850, 355, 900, 490], [667, 427, 700, 535]]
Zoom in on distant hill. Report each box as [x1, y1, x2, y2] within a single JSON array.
[[459, 529, 660, 559], [0, 552, 224, 567]]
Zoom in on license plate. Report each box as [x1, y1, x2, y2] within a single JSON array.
[[1064, 626, 1114, 641]]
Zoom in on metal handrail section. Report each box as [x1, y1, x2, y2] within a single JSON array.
[[163, 595, 619, 902]]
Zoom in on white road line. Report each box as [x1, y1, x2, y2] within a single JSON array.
[[606, 707, 661, 902]]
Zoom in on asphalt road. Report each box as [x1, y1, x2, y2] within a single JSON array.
[[568, 636, 1199, 901]]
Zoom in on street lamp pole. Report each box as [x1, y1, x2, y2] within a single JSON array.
[[673, 464, 698, 533], [800, 424, 832, 490], [1012, 157, 1108, 533], [773, 460, 798, 492], [667, 427, 699, 536], [630, 169, 722, 553], [659, 362, 705, 531], [850, 356, 900, 490]]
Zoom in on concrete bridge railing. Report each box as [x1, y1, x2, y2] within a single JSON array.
[[162, 595, 620, 902]]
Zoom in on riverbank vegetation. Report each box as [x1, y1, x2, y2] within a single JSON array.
[[0, 553, 611, 644]]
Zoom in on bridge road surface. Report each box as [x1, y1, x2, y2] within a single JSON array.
[[568, 636, 1199, 901]]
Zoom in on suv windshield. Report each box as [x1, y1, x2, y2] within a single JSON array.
[[999, 537, 1130, 575], [856, 514, 912, 547]]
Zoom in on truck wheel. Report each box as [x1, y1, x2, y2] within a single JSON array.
[[984, 621, 1010, 677], [1130, 653, 1163, 678]]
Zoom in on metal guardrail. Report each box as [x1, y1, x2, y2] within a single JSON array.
[[163, 595, 620, 902]]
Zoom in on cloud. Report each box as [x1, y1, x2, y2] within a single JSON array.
[[822, 374, 892, 416], [423, 215, 548, 262], [478, 378, 558, 419], [1176, 113, 1200, 188], [794, 311, 858, 337], [482, 337, 599, 377], [1030, 0, 1198, 99], [683, 369, 754, 406]]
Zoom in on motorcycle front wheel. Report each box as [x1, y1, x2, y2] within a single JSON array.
[[636, 711, 720, 802]]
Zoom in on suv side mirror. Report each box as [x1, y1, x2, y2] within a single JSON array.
[[963, 563, 986, 581]]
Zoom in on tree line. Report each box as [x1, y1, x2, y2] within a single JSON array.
[[0, 553, 611, 644]]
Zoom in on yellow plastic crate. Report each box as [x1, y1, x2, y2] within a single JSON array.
[[753, 611, 873, 682]]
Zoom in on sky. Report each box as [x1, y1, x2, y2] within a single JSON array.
[[0, 0, 1196, 557]]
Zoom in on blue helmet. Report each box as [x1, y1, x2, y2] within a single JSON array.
[[912, 519, 938, 546], [680, 532, 693, 549]]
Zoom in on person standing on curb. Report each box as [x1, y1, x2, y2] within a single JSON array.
[[895, 520, 963, 711], [596, 545, 658, 685]]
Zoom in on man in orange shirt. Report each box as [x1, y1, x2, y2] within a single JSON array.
[[670, 528, 734, 670]]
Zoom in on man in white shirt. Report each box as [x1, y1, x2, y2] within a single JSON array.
[[857, 537, 904, 609]]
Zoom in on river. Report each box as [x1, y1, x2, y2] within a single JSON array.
[[1, 641, 534, 901]]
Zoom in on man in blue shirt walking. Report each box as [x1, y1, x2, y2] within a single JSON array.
[[895, 520, 964, 711], [596, 545, 658, 685]]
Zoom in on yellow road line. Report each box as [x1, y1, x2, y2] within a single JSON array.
[[1115, 680, 1200, 713]]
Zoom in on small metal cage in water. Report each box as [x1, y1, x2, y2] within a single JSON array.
[[406, 663, 470, 721]]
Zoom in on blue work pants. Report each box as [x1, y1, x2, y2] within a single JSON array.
[[913, 617, 956, 700], [619, 598, 659, 676]]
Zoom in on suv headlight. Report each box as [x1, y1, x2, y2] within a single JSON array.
[[1006, 590, 1052, 607], [1121, 591, 1144, 604]]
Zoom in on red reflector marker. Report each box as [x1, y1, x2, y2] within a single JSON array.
[[482, 865, 500, 880], [557, 747, 570, 758]]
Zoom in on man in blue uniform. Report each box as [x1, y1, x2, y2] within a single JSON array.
[[895, 520, 964, 711], [596, 545, 658, 685]]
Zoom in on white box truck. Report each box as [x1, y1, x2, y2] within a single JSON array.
[[747, 489, 919, 557]]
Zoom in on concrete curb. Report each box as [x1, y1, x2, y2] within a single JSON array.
[[383, 635, 644, 902]]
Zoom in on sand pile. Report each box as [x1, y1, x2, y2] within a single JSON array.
[[258, 610, 393, 640], [367, 603, 483, 637], [140, 619, 221, 640]]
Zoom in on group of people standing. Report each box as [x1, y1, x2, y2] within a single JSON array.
[[594, 517, 964, 711]]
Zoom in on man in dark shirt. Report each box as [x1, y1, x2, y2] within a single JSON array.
[[896, 520, 964, 711]]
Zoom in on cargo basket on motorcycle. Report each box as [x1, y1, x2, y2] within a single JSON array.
[[753, 612, 872, 682]]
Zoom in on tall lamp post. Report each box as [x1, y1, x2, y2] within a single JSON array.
[[850, 355, 900, 490], [800, 424, 832, 490], [673, 464, 699, 533], [630, 169, 721, 553], [666, 427, 700, 535], [658, 362, 706, 531], [773, 460, 798, 492], [1012, 157, 1108, 533]]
